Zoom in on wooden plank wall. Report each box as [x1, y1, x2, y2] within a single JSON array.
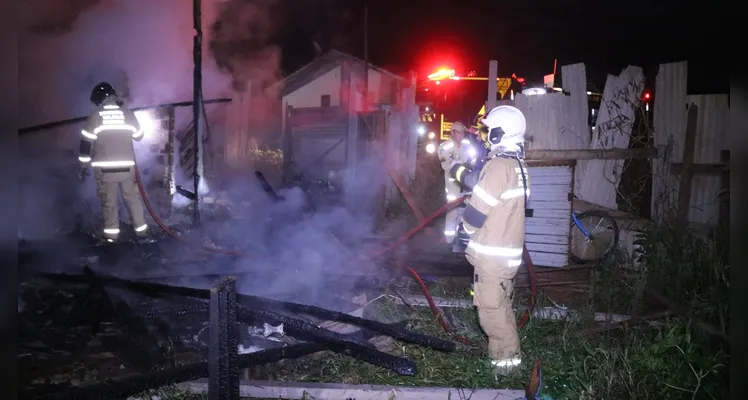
[[526, 166, 573, 267]]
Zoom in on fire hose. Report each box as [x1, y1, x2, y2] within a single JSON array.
[[132, 166, 537, 348]]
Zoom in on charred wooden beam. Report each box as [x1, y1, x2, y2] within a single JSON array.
[[39, 270, 450, 357], [254, 170, 285, 202], [208, 277, 240, 400], [42, 270, 210, 299], [238, 294, 456, 352], [18, 98, 232, 135], [237, 306, 417, 376]]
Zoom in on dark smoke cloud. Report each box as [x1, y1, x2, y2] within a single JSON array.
[[280, 0, 360, 57], [209, 0, 281, 93]]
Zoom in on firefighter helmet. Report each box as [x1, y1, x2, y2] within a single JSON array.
[[482, 105, 526, 147], [451, 121, 467, 134], [90, 82, 117, 106]]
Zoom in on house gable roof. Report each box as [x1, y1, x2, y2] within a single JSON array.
[[273, 50, 404, 97]]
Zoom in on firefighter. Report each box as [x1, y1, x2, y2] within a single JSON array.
[[436, 121, 475, 245], [448, 105, 529, 375], [78, 82, 149, 243]]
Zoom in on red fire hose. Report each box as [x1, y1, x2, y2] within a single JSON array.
[[375, 176, 537, 340], [133, 166, 537, 347]]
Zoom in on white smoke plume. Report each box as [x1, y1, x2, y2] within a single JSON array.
[[18, 0, 234, 240]]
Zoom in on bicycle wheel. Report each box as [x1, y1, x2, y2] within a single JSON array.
[[569, 210, 620, 264]]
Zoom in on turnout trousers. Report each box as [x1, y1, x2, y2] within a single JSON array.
[[94, 167, 147, 241], [468, 254, 522, 373], [444, 175, 463, 242]]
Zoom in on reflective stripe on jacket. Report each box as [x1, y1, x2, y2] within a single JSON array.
[[461, 157, 530, 268], [79, 102, 143, 167]]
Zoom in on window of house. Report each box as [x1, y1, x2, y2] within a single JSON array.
[[321, 94, 331, 107]]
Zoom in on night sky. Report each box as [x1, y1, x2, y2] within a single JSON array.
[[277, 0, 727, 94]]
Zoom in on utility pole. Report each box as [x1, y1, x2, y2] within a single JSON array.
[[192, 0, 203, 225], [487, 60, 498, 112]]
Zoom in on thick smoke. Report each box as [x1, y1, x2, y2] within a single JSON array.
[[19, 0, 391, 312], [18, 0, 232, 240], [210, 0, 280, 93]]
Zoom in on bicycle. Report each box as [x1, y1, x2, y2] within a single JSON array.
[[569, 209, 620, 264]]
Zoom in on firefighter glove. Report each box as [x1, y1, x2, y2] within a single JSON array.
[[456, 222, 471, 246]]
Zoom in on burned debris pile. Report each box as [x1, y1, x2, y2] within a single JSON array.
[[20, 266, 456, 400]]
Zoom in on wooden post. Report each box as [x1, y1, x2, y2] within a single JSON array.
[[192, 0, 203, 226], [487, 60, 498, 112], [676, 104, 699, 232], [718, 150, 730, 229], [282, 105, 294, 184]]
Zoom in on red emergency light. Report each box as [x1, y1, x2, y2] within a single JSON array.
[[642, 91, 651, 101], [511, 73, 526, 85], [428, 68, 456, 81]]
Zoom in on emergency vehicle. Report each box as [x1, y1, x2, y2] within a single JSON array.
[[417, 66, 653, 155]]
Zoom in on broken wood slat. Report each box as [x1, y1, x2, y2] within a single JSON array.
[[526, 147, 657, 161], [396, 295, 473, 309], [236, 306, 418, 376], [525, 223, 568, 236], [676, 104, 699, 232], [526, 233, 567, 245], [581, 310, 673, 337], [534, 307, 636, 324], [527, 208, 571, 219], [179, 379, 526, 400], [524, 251, 568, 267], [525, 242, 567, 254], [238, 295, 456, 352]]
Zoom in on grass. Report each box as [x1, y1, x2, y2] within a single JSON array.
[[125, 223, 729, 399], [261, 223, 729, 399]]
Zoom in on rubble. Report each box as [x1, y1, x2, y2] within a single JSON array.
[[20, 265, 457, 397]]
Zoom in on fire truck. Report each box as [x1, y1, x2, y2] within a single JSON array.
[[416, 67, 525, 155]]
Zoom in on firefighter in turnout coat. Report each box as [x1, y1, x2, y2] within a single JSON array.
[[78, 82, 148, 242], [437, 121, 478, 245], [448, 105, 530, 375]]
